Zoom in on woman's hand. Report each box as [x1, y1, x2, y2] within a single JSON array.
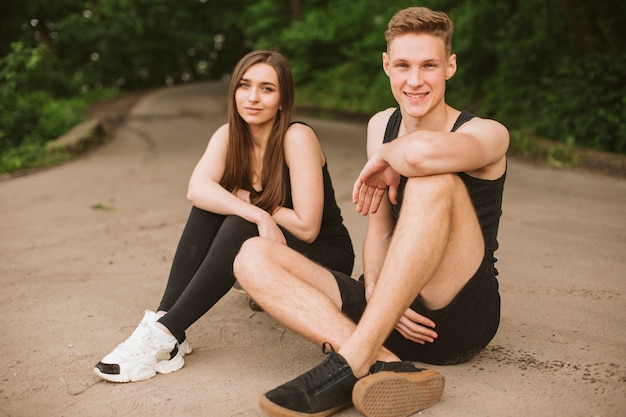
[[255, 211, 286, 245], [234, 188, 251, 203], [234, 188, 286, 244], [394, 308, 438, 344]]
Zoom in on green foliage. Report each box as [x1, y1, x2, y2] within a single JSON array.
[[0, 91, 90, 173], [0, 42, 116, 173], [450, 0, 625, 154], [536, 54, 626, 153], [0, 90, 49, 152], [0, 139, 71, 174], [91, 203, 115, 211], [241, 0, 625, 155], [508, 131, 540, 158], [1, 0, 625, 159], [244, 0, 417, 114], [508, 130, 581, 168], [52, 0, 249, 90], [547, 136, 580, 168], [0, 42, 42, 96]]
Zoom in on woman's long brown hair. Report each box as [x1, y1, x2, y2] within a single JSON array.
[[220, 50, 294, 213]]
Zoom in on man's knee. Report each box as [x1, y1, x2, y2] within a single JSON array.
[[404, 173, 462, 203], [233, 237, 269, 283]]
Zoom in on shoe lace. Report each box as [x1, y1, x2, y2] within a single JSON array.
[[295, 342, 345, 391], [114, 322, 159, 358]]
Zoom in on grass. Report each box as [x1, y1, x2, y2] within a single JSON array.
[[0, 88, 117, 176], [508, 130, 581, 168]]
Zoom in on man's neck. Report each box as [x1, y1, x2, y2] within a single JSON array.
[[399, 103, 458, 134]]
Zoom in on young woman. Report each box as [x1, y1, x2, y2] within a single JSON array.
[[94, 50, 354, 383]]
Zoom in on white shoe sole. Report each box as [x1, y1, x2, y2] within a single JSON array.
[[94, 353, 184, 383]]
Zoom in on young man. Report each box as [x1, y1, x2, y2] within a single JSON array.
[[233, 6, 509, 417]]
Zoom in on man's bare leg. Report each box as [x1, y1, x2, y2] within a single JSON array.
[[234, 237, 400, 364], [339, 174, 485, 376], [236, 173, 484, 375], [234, 174, 480, 417]]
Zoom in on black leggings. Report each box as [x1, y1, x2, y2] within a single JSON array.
[[157, 206, 354, 343]]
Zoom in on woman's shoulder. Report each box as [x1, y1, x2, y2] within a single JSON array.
[[287, 121, 315, 134], [283, 121, 324, 165], [210, 123, 230, 140], [285, 121, 318, 143]]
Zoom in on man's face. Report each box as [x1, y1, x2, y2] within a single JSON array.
[[383, 33, 456, 118]]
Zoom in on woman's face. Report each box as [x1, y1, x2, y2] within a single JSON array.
[[235, 63, 281, 128]]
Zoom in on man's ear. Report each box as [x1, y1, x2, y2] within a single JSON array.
[[446, 54, 457, 80], [382, 51, 390, 76]]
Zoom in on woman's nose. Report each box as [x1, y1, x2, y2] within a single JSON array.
[[247, 88, 259, 102]]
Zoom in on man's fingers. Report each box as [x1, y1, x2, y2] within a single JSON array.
[[358, 185, 373, 215], [353, 182, 388, 216], [403, 308, 437, 329], [394, 322, 432, 344], [368, 188, 385, 214], [352, 179, 362, 204], [388, 184, 398, 205]]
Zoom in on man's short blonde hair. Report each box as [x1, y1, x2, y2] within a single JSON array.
[[385, 7, 454, 56]]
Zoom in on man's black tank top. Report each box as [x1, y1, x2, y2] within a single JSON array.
[[382, 108, 506, 269]]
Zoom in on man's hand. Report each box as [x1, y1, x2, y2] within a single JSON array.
[[352, 153, 400, 215], [394, 308, 438, 344]]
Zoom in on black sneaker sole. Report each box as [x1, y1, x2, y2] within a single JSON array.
[[352, 369, 445, 417], [259, 394, 351, 417]]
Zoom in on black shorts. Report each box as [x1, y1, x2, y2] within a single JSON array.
[[331, 252, 501, 365]]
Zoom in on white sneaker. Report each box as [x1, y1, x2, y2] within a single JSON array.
[[94, 310, 184, 382], [179, 338, 192, 356]]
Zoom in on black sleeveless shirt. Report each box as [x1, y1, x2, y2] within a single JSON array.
[[382, 108, 506, 269], [281, 123, 354, 249]]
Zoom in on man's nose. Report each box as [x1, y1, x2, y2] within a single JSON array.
[[407, 68, 423, 87]]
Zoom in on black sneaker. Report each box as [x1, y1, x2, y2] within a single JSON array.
[[260, 343, 357, 417], [352, 361, 445, 417]]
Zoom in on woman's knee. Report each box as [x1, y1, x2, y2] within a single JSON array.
[[221, 215, 257, 234]]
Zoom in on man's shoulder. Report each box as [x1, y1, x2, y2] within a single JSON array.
[[368, 107, 397, 125], [367, 108, 397, 135]]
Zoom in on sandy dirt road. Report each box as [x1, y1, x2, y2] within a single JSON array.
[[1, 81, 625, 417]]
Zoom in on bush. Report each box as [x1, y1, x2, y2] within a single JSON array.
[[535, 54, 626, 153], [0, 139, 71, 174], [0, 42, 116, 173]]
